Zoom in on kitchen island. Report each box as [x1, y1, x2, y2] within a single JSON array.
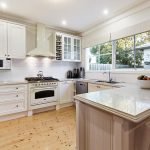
[[74, 84, 150, 150]]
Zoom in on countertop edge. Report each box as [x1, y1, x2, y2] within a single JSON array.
[[74, 96, 150, 123]]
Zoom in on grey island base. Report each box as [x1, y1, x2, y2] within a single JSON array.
[[74, 86, 150, 150]]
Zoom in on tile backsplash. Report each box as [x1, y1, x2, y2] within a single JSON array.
[[0, 57, 78, 81]]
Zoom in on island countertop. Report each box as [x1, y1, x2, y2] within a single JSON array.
[[74, 84, 150, 123]]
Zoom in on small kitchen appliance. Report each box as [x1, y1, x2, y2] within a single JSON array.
[[0, 58, 11, 70]]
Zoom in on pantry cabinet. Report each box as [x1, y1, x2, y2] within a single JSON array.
[[54, 32, 81, 62], [0, 20, 26, 59], [0, 84, 27, 116], [88, 83, 113, 92], [59, 81, 75, 104]]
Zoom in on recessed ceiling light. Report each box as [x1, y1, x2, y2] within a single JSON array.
[[62, 20, 67, 26], [103, 9, 109, 15], [0, 2, 7, 9]]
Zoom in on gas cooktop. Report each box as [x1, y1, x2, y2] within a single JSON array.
[[25, 77, 59, 83]]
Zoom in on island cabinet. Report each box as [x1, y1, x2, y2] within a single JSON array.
[[76, 101, 150, 150]]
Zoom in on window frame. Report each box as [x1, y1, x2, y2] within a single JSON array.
[[85, 31, 150, 72]]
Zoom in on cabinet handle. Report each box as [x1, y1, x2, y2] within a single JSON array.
[[16, 87, 18, 90], [5, 54, 7, 56], [44, 99, 46, 101], [16, 105, 19, 108], [16, 95, 19, 97], [97, 86, 101, 88]]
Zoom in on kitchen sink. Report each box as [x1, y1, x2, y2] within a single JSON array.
[[96, 80, 120, 84]]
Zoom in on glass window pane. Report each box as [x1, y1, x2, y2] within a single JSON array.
[[135, 50, 144, 68], [100, 42, 112, 54], [98, 54, 112, 64], [68, 38, 71, 44], [116, 36, 134, 52], [88, 42, 112, 71], [135, 31, 150, 47], [64, 37, 67, 44], [116, 51, 135, 68]]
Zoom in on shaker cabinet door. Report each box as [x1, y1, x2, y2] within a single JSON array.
[[0, 21, 7, 57], [59, 81, 74, 104], [7, 23, 26, 59]]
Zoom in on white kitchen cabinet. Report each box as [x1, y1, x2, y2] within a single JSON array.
[[63, 35, 72, 60], [7, 23, 26, 58], [0, 84, 27, 116], [62, 34, 81, 62], [73, 38, 81, 61], [0, 21, 7, 57], [54, 32, 81, 62], [0, 20, 26, 59], [59, 81, 74, 104], [88, 83, 112, 92]]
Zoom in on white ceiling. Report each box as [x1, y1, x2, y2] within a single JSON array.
[[0, 0, 148, 32]]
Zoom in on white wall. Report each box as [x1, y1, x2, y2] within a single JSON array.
[[0, 58, 77, 81]]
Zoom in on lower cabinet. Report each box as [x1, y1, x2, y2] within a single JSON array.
[[59, 81, 74, 104], [0, 84, 27, 116], [88, 83, 113, 92]]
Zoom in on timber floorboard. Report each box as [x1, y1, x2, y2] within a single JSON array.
[[0, 106, 76, 150]]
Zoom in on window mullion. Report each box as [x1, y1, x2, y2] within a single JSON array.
[[112, 40, 116, 69], [133, 35, 136, 69]]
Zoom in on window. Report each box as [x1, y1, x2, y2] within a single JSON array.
[[116, 36, 135, 69], [87, 42, 112, 71], [86, 31, 150, 71], [135, 31, 150, 69]]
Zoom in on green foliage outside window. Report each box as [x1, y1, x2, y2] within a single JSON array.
[[90, 42, 112, 64]]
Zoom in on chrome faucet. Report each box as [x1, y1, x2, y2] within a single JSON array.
[[103, 70, 112, 83]]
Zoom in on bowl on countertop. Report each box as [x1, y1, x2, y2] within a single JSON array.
[[137, 75, 150, 89], [138, 80, 150, 89]]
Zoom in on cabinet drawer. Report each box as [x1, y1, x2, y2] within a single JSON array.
[[0, 85, 26, 94], [0, 93, 25, 103], [88, 83, 112, 92], [0, 101, 26, 116]]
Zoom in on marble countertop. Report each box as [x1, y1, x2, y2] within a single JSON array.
[[60, 78, 124, 88], [74, 84, 150, 123], [0, 80, 28, 86]]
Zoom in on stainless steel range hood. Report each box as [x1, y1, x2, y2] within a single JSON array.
[[27, 24, 55, 58]]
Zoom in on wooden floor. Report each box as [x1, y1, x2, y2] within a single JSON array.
[[0, 107, 76, 150]]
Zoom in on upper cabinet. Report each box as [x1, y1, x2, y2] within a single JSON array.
[[0, 20, 26, 59], [7, 23, 26, 59], [0, 21, 7, 58], [54, 32, 81, 62]]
